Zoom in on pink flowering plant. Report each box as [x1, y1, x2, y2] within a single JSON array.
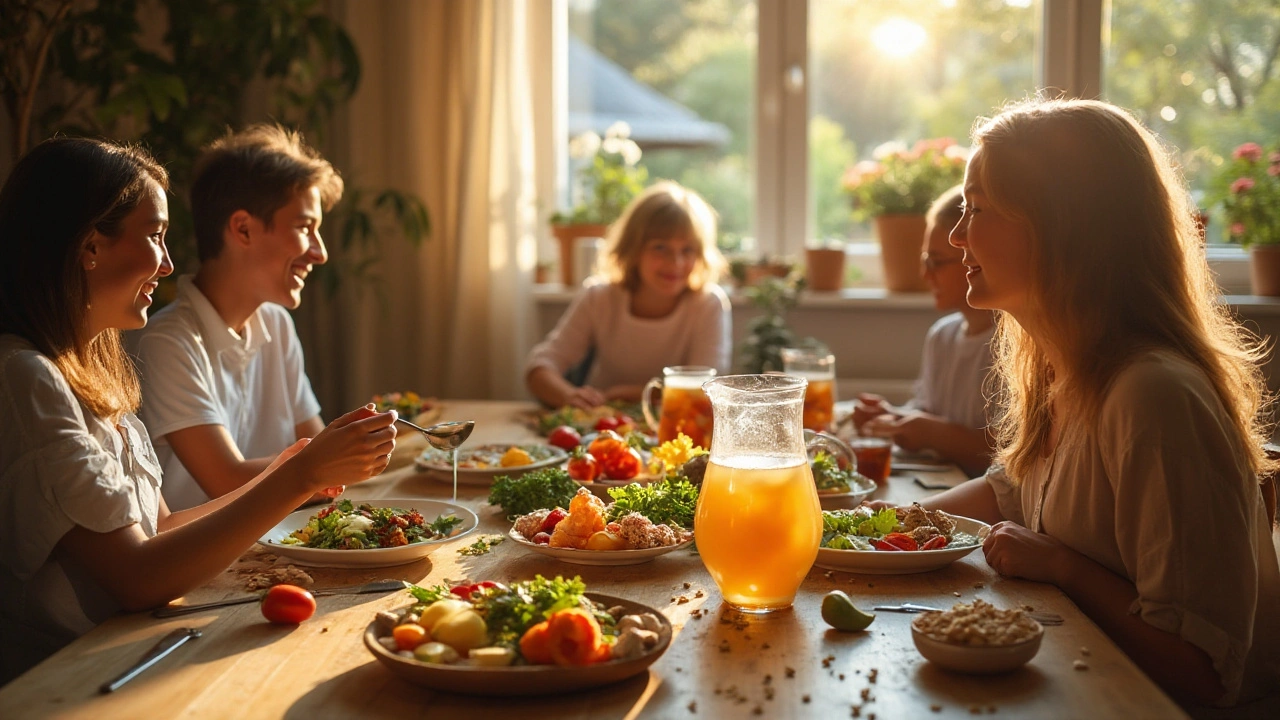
[[841, 138, 969, 222], [1211, 142, 1280, 247]]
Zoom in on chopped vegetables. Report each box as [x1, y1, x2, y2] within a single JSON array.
[[279, 499, 463, 550], [488, 467, 580, 518], [606, 477, 701, 529], [821, 504, 979, 551]]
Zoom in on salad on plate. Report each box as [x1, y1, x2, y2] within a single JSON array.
[[822, 503, 980, 552], [280, 499, 464, 550]]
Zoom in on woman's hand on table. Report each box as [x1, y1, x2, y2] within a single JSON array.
[[851, 393, 896, 432], [861, 412, 940, 452], [982, 521, 1073, 585], [291, 404, 398, 491]]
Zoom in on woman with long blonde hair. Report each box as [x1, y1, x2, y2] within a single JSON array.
[[912, 98, 1280, 707]]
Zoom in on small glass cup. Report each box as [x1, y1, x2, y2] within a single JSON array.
[[849, 436, 893, 486], [781, 347, 836, 432]]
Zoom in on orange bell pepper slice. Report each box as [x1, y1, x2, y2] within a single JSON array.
[[547, 608, 603, 666], [519, 620, 554, 665]]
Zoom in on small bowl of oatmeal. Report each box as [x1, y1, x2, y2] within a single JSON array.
[[911, 599, 1044, 674]]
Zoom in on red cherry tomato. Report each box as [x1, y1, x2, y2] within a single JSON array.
[[450, 584, 476, 598], [602, 447, 643, 480], [566, 448, 600, 482], [594, 416, 621, 432], [587, 430, 626, 460], [539, 508, 568, 534], [260, 584, 316, 625], [547, 425, 582, 451]]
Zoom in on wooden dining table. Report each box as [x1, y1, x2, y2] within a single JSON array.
[[0, 400, 1189, 719]]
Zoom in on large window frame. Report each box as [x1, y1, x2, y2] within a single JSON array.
[[557, 0, 1251, 291]]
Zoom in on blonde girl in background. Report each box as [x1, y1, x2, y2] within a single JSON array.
[[525, 181, 731, 409], [908, 98, 1280, 707], [853, 184, 997, 476]]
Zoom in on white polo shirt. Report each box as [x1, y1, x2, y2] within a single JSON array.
[[135, 275, 321, 510]]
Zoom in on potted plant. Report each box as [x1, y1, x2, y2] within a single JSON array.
[[738, 275, 809, 374], [550, 122, 648, 286], [728, 255, 796, 288], [841, 139, 968, 292], [804, 240, 847, 292], [1209, 142, 1280, 295]]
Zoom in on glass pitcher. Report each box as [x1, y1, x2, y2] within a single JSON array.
[[781, 347, 836, 432], [641, 365, 716, 449], [694, 374, 823, 613]]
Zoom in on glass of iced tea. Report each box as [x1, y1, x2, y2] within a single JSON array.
[[641, 366, 716, 449], [781, 347, 836, 432], [695, 374, 822, 613], [849, 436, 893, 486]]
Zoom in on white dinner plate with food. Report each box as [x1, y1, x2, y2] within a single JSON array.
[[260, 498, 478, 568], [814, 515, 989, 575], [506, 528, 694, 566], [816, 474, 878, 509], [415, 444, 568, 486], [364, 593, 672, 695]]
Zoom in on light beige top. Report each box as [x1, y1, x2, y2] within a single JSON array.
[[524, 281, 732, 389], [988, 350, 1280, 706]]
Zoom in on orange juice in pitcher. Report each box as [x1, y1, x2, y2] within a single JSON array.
[[694, 374, 822, 613], [642, 366, 716, 449], [781, 347, 836, 431]]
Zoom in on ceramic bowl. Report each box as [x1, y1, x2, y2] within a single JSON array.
[[911, 621, 1044, 674]]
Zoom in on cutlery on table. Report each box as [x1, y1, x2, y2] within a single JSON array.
[[152, 579, 406, 618], [893, 462, 954, 473], [873, 602, 1064, 626], [913, 476, 966, 491], [100, 628, 201, 693]]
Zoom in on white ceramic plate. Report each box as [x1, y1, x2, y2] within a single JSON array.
[[364, 593, 672, 695], [260, 498, 478, 568], [813, 515, 989, 575], [506, 528, 694, 566], [415, 444, 568, 486], [816, 474, 877, 509]]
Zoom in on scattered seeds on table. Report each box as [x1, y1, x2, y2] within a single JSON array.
[[684, 581, 692, 589], [687, 701, 697, 713], [1073, 660, 1090, 671], [802, 695, 811, 703], [785, 667, 796, 678], [930, 705, 942, 712], [1080, 646, 1091, 656]]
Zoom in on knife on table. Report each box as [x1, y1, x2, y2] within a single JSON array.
[[100, 628, 201, 693], [152, 579, 406, 618]]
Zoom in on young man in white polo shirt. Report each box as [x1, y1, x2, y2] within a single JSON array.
[[136, 125, 342, 510]]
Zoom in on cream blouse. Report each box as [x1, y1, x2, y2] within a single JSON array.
[[0, 335, 163, 683], [987, 351, 1280, 705]]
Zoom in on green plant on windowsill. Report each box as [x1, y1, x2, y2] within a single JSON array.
[[738, 275, 811, 374], [550, 122, 649, 227], [0, 0, 429, 305], [841, 138, 968, 222], [1207, 141, 1280, 247]]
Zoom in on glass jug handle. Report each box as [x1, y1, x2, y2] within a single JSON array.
[[804, 429, 856, 474], [641, 377, 663, 434]]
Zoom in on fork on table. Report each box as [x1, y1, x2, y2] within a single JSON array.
[[873, 602, 1064, 626]]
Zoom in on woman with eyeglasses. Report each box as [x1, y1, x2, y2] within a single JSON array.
[[525, 181, 730, 409], [852, 185, 997, 476]]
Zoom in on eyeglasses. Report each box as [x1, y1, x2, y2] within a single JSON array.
[[645, 242, 700, 261], [921, 254, 962, 272]]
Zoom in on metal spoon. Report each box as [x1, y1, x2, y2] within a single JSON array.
[[396, 418, 475, 450]]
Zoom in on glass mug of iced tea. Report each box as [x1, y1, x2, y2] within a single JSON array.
[[641, 366, 716, 450], [849, 436, 893, 486], [781, 347, 836, 431], [695, 374, 823, 613]]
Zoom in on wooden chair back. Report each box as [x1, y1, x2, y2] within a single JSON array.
[[1263, 444, 1279, 528]]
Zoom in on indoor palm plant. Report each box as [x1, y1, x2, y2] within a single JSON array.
[[550, 122, 648, 285], [841, 138, 967, 292], [1210, 141, 1280, 295]]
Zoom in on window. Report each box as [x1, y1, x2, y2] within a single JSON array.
[[808, 0, 1038, 280], [566, 0, 757, 252], [558, 0, 1259, 291], [1103, 1, 1280, 247]]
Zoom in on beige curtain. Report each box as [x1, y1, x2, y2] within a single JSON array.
[[297, 0, 553, 412]]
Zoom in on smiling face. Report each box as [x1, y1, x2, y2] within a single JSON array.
[[950, 149, 1035, 319], [248, 185, 326, 309], [83, 181, 173, 336], [637, 234, 700, 299]]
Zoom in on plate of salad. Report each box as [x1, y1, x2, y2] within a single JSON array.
[[260, 498, 478, 568], [504, 484, 697, 566], [415, 443, 568, 486], [364, 575, 673, 695], [810, 450, 877, 508], [814, 503, 988, 575]]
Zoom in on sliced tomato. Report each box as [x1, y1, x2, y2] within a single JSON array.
[[871, 539, 901, 552], [921, 535, 948, 551], [881, 532, 919, 552]]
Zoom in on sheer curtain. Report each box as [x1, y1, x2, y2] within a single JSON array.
[[297, 0, 554, 412]]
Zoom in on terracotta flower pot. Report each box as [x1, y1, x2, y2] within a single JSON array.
[[873, 214, 928, 292], [805, 247, 846, 292], [552, 223, 610, 287], [1250, 245, 1280, 296], [743, 263, 792, 287]]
